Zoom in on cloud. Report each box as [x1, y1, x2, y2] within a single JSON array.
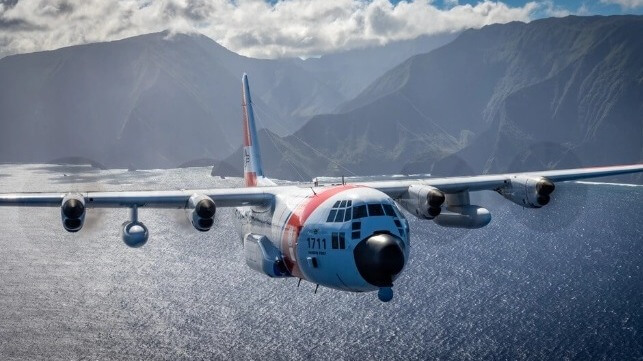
[[600, 0, 643, 8], [540, 0, 571, 17], [0, 0, 541, 59]]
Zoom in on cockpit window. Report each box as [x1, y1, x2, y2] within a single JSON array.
[[334, 209, 345, 222], [327, 209, 337, 222], [353, 204, 367, 219], [344, 208, 352, 222], [329, 200, 401, 222], [327, 199, 353, 223], [382, 203, 396, 217], [367, 203, 384, 216]]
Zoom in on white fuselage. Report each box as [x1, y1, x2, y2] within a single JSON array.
[[236, 185, 410, 291]]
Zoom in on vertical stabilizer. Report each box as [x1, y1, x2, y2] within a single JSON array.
[[241, 73, 265, 187]]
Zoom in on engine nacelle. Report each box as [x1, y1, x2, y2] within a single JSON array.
[[433, 205, 491, 229], [398, 185, 446, 219], [498, 175, 555, 208], [121, 221, 149, 248], [61, 193, 86, 232], [186, 194, 216, 232], [244, 233, 289, 278]]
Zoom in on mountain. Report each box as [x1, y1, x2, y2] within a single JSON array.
[[0, 31, 450, 169], [0, 31, 332, 169], [220, 16, 642, 182], [297, 33, 456, 101]]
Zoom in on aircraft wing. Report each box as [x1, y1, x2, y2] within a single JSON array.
[[363, 164, 643, 198], [0, 164, 641, 208], [0, 187, 276, 208]]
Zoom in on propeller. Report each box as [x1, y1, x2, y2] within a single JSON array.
[[169, 205, 225, 233], [59, 162, 107, 235], [169, 159, 239, 233], [171, 209, 198, 231], [507, 141, 588, 233], [427, 153, 478, 244], [15, 160, 108, 236]]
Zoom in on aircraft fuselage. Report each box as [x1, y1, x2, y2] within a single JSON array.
[[236, 185, 410, 294]]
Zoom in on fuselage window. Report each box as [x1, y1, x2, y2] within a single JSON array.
[[351, 222, 361, 240], [331, 232, 346, 249], [347, 200, 352, 207], [339, 200, 347, 208], [367, 203, 384, 216], [353, 205, 367, 219]]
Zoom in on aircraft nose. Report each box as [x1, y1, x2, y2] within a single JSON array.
[[354, 233, 405, 287]]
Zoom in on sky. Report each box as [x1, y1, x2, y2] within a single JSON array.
[[0, 0, 641, 59]]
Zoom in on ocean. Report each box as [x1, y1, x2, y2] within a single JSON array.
[[0, 164, 641, 360]]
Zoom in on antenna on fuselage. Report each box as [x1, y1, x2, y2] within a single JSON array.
[[342, 175, 345, 185]]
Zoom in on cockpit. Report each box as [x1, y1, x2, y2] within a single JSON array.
[[325, 198, 408, 241]]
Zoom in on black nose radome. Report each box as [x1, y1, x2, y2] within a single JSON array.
[[354, 233, 405, 287]]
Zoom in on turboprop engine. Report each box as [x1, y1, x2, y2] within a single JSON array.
[[497, 175, 555, 208], [398, 185, 446, 219], [61, 193, 85, 232], [186, 194, 216, 231]]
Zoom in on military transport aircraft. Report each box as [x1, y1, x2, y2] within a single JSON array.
[[1, 74, 641, 302]]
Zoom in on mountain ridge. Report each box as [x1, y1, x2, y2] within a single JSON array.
[[219, 15, 642, 183], [0, 29, 450, 169]]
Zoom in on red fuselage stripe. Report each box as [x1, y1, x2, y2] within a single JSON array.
[[281, 185, 361, 278]]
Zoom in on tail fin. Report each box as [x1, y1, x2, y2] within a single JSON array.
[[241, 73, 265, 187]]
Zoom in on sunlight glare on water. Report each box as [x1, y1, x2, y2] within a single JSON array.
[[0, 164, 641, 360]]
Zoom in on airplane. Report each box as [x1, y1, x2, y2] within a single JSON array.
[[1, 74, 642, 302]]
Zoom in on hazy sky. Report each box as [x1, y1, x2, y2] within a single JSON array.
[[0, 0, 641, 59]]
